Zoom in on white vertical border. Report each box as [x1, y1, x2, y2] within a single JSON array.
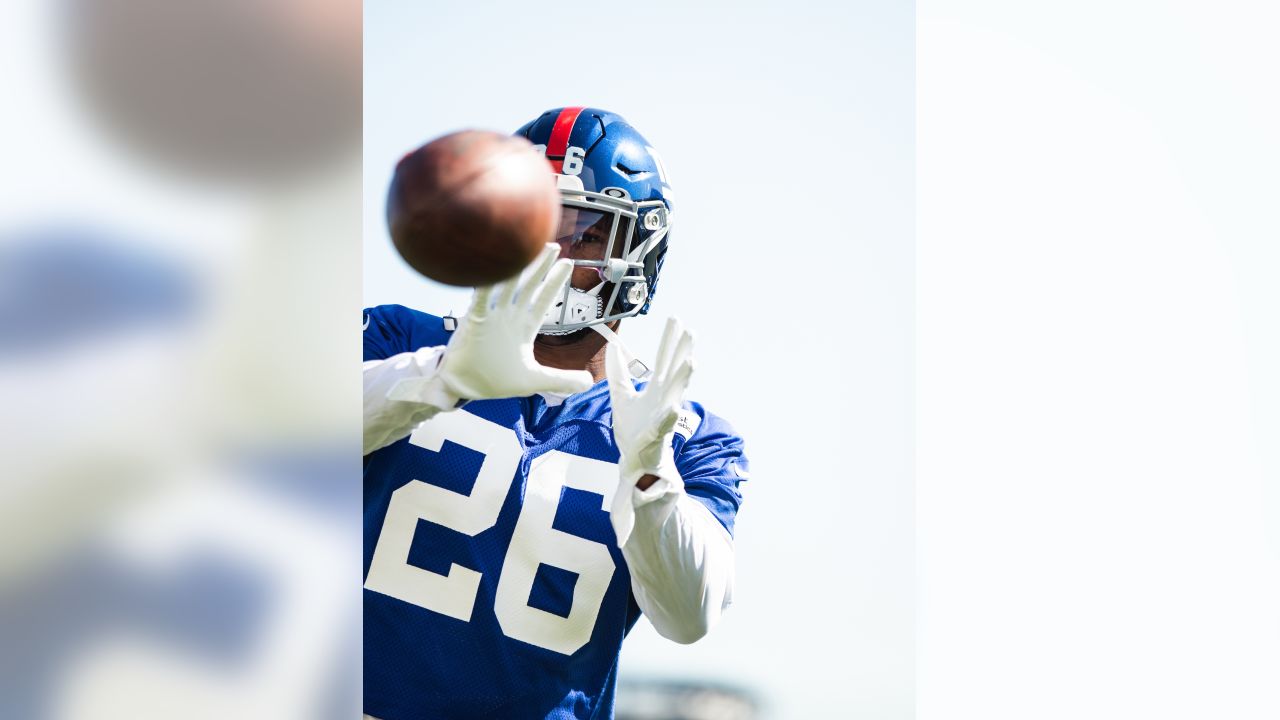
[[918, 2, 1280, 718]]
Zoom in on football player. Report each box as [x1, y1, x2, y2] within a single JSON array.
[[363, 108, 749, 720]]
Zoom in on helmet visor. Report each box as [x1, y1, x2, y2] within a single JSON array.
[[554, 205, 626, 264]]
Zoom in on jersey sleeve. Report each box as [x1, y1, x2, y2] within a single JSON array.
[[673, 403, 749, 537], [363, 304, 453, 362]]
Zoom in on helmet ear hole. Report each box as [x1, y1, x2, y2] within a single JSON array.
[[642, 208, 667, 231]]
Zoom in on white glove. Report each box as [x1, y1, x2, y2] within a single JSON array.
[[606, 317, 695, 546], [387, 244, 594, 406]]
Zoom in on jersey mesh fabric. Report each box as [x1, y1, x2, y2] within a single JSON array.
[[363, 305, 746, 720]]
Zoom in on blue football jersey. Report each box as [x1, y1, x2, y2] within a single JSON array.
[[363, 304, 748, 720]]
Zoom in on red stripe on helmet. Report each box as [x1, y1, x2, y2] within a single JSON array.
[[546, 106, 584, 173]]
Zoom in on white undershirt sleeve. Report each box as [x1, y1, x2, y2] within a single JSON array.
[[616, 476, 736, 644], [363, 346, 462, 455]]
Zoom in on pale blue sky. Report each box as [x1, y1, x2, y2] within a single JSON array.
[[364, 2, 914, 715]]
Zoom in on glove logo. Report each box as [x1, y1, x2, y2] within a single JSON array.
[[673, 407, 700, 441]]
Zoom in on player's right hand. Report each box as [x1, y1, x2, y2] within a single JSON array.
[[435, 244, 595, 401]]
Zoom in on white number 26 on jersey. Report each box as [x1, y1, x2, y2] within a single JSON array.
[[364, 411, 619, 656]]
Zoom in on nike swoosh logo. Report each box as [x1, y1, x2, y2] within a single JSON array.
[[363, 314, 370, 331]]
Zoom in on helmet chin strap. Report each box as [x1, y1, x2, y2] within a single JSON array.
[[536, 282, 650, 379], [589, 323, 651, 380], [539, 282, 604, 335]]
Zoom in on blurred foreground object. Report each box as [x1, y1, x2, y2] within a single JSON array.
[[0, 229, 198, 582], [0, 230, 194, 357], [64, 0, 361, 184], [1, 0, 363, 717], [387, 130, 560, 287]]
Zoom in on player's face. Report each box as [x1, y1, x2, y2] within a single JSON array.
[[554, 207, 624, 290]]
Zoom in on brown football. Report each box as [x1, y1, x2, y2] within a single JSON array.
[[386, 130, 560, 287]]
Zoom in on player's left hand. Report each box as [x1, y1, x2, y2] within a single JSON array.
[[606, 317, 694, 544]]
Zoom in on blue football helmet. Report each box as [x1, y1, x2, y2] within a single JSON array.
[[515, 107, 673, 335]]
